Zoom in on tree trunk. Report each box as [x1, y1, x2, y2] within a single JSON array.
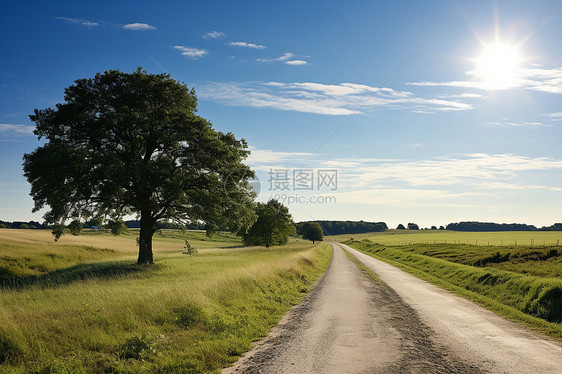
[[137, 211, 155, 264]]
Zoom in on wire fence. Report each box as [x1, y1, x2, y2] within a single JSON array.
[[361, 239, 562, 247]]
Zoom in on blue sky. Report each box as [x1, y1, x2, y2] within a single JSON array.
[[2, 0, 562, 228]]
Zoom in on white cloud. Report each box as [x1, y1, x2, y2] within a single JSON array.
[[123, 23, 157, 31], [197, 81, 473, 115], [545, 112, 562, 121], [332, 188, 486, 206], [285, 60, 308, 66], [484, 120, 552, 128], [247, 147, 314, 166], [0, 124, 35, 135], [172, 45, 208, 59], [55, 17, 99, 27], [408, 66, 562, 94], [202, 31, 225, 39], [333, 153, 562, 188], [229, 41, 266, 49], [257, 53, 294, 63]]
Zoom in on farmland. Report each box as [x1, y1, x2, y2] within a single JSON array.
[[0, 229, 331, 373], [344, 232, 562, 340], [331, 229, 562, 247]]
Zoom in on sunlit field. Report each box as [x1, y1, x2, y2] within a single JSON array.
[[0, 229, 331, 373], [346, 234, 562, 341], [330, 229, 562, 247]]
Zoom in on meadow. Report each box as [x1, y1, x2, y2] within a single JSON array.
[[330, 229, 562, 247], [0, 229, 332, 373], [345, 234, 562, 341]]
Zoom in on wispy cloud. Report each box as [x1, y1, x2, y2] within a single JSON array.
[[545, 112, 562, 121], [256, 52, 309, 65], [334, 153, 562, 188], [229, 41, 266, 49], [172, 45, 208, 59], [257, 52, 294, 62], [0, 124, 35, 135], [408, 66, 562, 94], [202, 31, 225, 39], [55, 17, 99, 27], [285, 60, 308, 66], [122, 23, 157, 31], [260, 149, 562, 191], [484, 120, 552, 128], [197, 81, 473, 115]]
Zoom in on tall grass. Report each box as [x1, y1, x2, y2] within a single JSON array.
[[0, 233, 331, 373], [346, 240, 562, 340]]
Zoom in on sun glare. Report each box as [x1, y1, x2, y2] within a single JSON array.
[[474, 42, 522, 90]]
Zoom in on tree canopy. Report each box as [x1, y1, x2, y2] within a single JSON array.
[[299, 221, 324, 244], [23, 68, 255, 264], [243, 200, 296, 247]]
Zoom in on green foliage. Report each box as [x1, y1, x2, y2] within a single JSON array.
[[300, 221, 324, 244], [51, 224, 65, 242], [182, 240, 198, 255], [0, 223, 6, 229], [68, 219, 82, 236], [107, 219, 127, 236], [243, 200, 296, 247], [23, 68, 255, 264], [118, 335, 154, 360]]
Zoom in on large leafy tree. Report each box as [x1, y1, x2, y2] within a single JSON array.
[[23, 68, 255, 264], [299, 221, 324, 244], [243, 200, 296, 247]]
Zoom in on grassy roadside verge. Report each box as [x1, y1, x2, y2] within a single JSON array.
[[0, 241, 332, 373], [341, 248, 382, 286], [344, 240, 562, 342]]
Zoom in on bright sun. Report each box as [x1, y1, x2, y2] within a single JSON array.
[[474, 42, 522, 89]]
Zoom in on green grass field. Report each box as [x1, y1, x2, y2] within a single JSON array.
[[0, 229, 332, 373], [330, 229, 562, 247], [345, 236, 562, 341]]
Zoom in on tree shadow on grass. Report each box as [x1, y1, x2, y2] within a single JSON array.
[[0, 261, 160, 291]]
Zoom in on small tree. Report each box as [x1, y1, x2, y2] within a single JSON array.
[[243, 200, 296, 247], [68, 219, 82, 236], [407, 223, 419, 230], [182, 240, 198, 255], [107, 219, 127, 236], [300, 222, 324, 244], [396, 224, 406, 230]]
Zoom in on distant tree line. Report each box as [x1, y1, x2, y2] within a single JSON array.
[[296, 220, 388, 235], [446, 221, 538, 231], [0, 220, 46, 229]]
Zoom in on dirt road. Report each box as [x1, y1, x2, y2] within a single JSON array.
[[225, 244, 485, 373], [340, 242, 562, 373]]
